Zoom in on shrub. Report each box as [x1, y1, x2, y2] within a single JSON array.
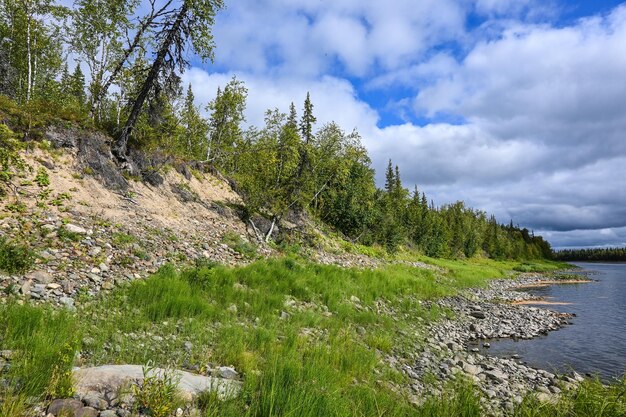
[[0, 237, 35, 274], [221, 232, 257, 259], [0, 123, 24, 195], [34, 167, 50, 187], [133, 364, 183, 417]]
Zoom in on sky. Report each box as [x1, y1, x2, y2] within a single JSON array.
[[180, 0, 626, 250]]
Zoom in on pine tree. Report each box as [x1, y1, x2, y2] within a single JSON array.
[[287, 102, 298, 132], [69, 64, 86, 107], [384, 160, 394, 193], [299, 92, 316, 144]]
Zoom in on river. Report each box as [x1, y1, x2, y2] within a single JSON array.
[[482, 262, 626, 381]]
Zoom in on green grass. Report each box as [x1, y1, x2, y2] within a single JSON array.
[[1, 256, 613, 416], [0, 302, 79, 398], [112, 231, 138, 248], [0, 237, 35, 274], [513, 378, 626, 417], [221, 231, 258, 259]]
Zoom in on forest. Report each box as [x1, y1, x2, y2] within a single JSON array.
[[0, 0, 552, 259], [553, 247, 626, 262]]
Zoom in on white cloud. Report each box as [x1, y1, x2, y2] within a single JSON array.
[[186, 2, 626, 248]]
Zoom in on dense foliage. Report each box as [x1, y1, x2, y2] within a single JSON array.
[[0, 0, 552, 260], [553, 247, 626, 262]]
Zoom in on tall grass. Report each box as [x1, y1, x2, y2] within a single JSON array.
[[76, 258, 487, 416], [0, 302, 79, 397], [513, 377, 626, 417]]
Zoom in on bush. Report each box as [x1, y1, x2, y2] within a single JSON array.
[[0, 123, 24, 195], [133, 364, 183, 417], [221, 232, 257, 259], [0, 237, 35, 274]]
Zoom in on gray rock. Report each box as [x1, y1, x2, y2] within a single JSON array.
[[470, 311, 486, 319], [20, 279, 32, 295], [48, 398, 83, 416], [76, 407, 99, 417], [463, 363, 481, 375], [82, 393, 108, 410], [73, 365, 241, 402], [65, 224, 88, 234], [218, 366, 239, 380], [26, 270, 54, 284], [483, 370, 508, 383], [99, 411, 117, 417]]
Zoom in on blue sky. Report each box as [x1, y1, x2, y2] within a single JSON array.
[[182, 0, 626, 249]]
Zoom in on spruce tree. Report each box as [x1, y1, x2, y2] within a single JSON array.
[[299, 92, 316, 144], [69, 64, 86, 107], [384, 160, 394, 193]]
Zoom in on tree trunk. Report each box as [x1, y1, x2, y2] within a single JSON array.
[[26, 12, 32, 102], [264, 216, 277, 242], [114, 4, 188, 160]]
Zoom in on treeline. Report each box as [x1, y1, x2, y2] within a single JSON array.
[[0, 0, 552, 259], [553, 247, 626, 262]]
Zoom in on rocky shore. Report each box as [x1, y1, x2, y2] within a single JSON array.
[[403, 273, 586, 415]]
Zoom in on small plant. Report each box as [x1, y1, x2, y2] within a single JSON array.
[[5, 202, 27, 213], [50, 192, 72, 207], [133, 364, 182, 417], [112, 232, 138, 248], [57, 226, 83, 242], [82, 166, 94, 176], [0, 237, 35, 274], [221, 232, 257, 259], [34, 167, 50, 187]]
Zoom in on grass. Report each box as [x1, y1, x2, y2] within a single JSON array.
[[513, 378, 626, 417], [2, 256, 618, 417], [0, 302, 79, 398], [0, 237, 35, 274], [112, 231, 138, 248], [222, 231, 258, 259]]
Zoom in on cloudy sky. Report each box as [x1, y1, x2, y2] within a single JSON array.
[[182, 0, 626, 249]]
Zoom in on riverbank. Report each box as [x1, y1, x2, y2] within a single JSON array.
[[1, 257, 624, 417], [408, 273, 584, 415]]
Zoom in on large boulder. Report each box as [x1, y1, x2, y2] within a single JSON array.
[[73, 365, 241, 403]]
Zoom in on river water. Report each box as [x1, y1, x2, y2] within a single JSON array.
[[483, 262, 626, 381]]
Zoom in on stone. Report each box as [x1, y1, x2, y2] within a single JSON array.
[[20, 279, 32, 295], [350, 295, 361, 303], [73, 365, 241, 402], [470, 311, 486, 319], [462, 363, 481, 375], [82, 393, 108, 410], [65, 224, 88, 234], [48, 398, 83, 416], [218, 366, 239, 380], [279, 311, 290, 320], [48, 283, 62, 290], [89, 274, 102, 283], [184, 341, 193, 352], [99, 411, 117, 417], [26, 270, 54, 284], [60, 297, 75, 309], [483, 370, 508, 383], [76, 407, 99, 417], [101, 281, 115, 290], [227, 304, 237, 313]]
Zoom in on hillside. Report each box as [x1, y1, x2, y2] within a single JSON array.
[[1, 128, 624, 417]]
